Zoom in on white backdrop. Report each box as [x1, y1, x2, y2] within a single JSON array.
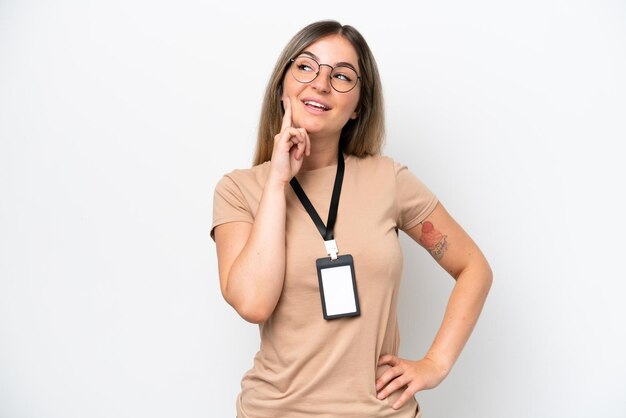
[[1, 1, 625, 417]]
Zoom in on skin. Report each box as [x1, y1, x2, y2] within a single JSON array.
[[376, 209, 492, 409], [282, 34, 360, 171], [214, 34, 493, 410]]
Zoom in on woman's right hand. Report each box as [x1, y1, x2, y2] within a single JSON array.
[[269, 96, 311, 184]]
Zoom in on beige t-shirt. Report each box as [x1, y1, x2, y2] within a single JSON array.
[[212, 154, 438, 418]]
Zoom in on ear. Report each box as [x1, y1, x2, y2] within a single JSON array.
[[278, 85, 285, 114], [350, 101, 360, 120]]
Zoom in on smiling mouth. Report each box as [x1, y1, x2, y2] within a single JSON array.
[[303, 100, 330, 111]]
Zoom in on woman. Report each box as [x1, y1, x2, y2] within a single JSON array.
[[212, 20, 492, 418]]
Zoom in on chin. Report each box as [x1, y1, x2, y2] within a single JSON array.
[[293, 114, 344, 137], [294, 119, 324, 133]]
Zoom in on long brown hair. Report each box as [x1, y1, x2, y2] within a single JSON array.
[[253, 20, 385, 166]]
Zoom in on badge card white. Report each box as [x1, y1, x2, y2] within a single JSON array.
[[316, 254, 360, 320]]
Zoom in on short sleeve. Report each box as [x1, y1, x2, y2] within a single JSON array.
[[210, 174, 254, 240], [395, 162, 439, 231]]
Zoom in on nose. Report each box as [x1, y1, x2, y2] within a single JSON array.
[[311, 65, 332, 93]]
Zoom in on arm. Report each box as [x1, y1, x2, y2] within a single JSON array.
[[376, 202, 493, 408], [214, 180, 287, 324], [214, 98, 310, 324]]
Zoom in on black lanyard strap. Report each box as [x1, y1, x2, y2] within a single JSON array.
[[290, 152, 345, 244]]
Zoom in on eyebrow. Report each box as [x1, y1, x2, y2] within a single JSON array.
[[299, 51, 359, 73]]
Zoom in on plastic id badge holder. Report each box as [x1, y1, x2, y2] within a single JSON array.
[[316, 254, 360, 320]]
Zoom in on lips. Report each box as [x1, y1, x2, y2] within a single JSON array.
[[302, 98, 331, 111]]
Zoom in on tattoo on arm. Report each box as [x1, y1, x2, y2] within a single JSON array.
[[419, 221, 448, 260]]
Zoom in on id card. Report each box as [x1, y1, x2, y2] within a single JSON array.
[[316, 254, 360, 320]]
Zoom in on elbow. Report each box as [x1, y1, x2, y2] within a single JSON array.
[[223, 292, 274, 324], [221, 273, 278, 324], [482, 262, 494, 293], [455, 258, 493, 294], [237, 304, 273, 324]]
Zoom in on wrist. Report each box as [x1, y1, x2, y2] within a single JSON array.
[[424, 351, 454, 378], [265, 173, 289, 191], [266, 162, 294, 187]]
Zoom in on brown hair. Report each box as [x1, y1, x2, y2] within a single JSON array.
[[253, 20, 385, 166]]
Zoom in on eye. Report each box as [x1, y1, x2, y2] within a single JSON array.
[[297, 63, 315, 72], [333, 72, 353, 82], [294, 57, 318, 73], [332, 67, 356, 83]]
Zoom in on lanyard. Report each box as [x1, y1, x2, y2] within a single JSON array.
[[290, 152, 345, 260]]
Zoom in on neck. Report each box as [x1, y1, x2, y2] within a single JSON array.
[[301, 135, 340, 171]]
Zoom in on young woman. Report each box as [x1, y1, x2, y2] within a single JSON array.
[[212, 20, 492, 418]]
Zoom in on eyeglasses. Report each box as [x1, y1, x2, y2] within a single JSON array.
[[289, 55, 361, 93]]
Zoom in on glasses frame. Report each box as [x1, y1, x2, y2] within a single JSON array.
[[288, 55, 361, 93]]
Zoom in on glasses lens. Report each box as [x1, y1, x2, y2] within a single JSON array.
[[330, 66, 358, 93], [291, 56, 319, 83]]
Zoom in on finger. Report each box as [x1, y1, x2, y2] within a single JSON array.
[[378, 354, 398, 366], [291, 128, 310, 158], [275, 127, 301, 149], [297, 128, 308, 149], [289, 128, 306, 147], [291, 130, 305, 160], [377, 373, 409, 399], [304, 129, 311, 156], [392, 387, 416, 410], [298, 130, 308, 159], [295, 140, 306, 160], [281, 96, 292, 131], [375, 365, 403, 391]]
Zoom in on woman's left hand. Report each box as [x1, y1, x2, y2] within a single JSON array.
[[376, 354, 449, 410]]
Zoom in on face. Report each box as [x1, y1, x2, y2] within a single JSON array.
[[282, 34, 361, 138]]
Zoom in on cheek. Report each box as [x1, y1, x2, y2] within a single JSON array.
[[344, 95, 360, 117], [282, 76, 303, 98]]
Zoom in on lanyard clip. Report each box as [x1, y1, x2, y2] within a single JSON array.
[[324, 240, 338, 260]]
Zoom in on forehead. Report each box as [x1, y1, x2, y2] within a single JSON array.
[[301, 35, 359, 68]]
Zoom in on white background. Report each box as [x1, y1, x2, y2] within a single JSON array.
[[1, 1, 625, 417]]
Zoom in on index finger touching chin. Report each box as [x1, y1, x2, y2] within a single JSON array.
[[281, 96, 292, 130]]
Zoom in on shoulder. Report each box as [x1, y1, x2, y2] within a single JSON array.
[[349, 153, 435, 198], [212, 162, 270, 225], [343, 155, 408, 195], [216, 161, 271, 191], [349, 153, 394, 169], [348, 154, 409, 177]]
